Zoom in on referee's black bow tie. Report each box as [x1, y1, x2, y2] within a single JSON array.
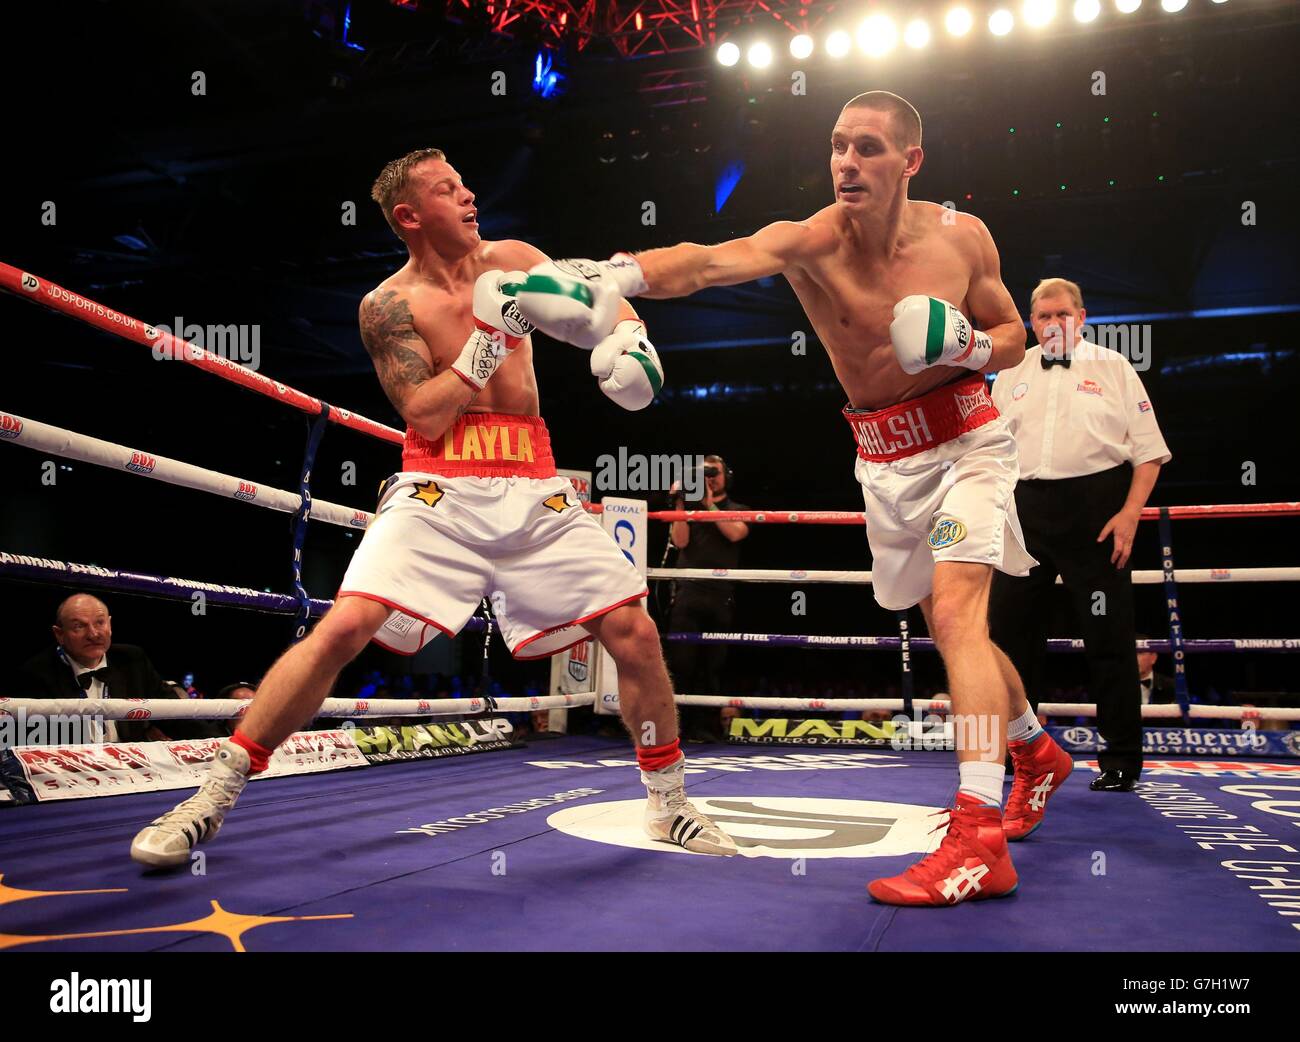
[[77, 667, 111, 690], [1041, 355, 1071, 369]]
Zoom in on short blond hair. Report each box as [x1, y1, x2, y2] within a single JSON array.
[[370, 147, 447, 239], [1030, 277, 1084, 312]]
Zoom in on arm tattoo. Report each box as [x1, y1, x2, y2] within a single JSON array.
[[359, 290, 435, 409]]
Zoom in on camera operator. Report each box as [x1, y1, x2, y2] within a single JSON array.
[[666, 455, 749, 740]]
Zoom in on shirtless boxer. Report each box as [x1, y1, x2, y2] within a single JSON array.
[[514, 92, 1075, 906], [130, 147, 736, 868]]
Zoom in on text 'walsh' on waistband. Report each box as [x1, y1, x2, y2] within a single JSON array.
[[843, 374, 998, 463]]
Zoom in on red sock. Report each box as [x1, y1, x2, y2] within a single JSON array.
[[230, 729, 273, 774], [636, 737, 682, 774]]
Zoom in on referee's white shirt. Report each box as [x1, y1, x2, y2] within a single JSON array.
[[991, 341, 1172, 480]]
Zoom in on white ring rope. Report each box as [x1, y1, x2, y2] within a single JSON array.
[[7, 693, 1285, 723], [672, 695, 1300, 721], [649, 566, 1300, 585], [0, 694, 593, 721], [0, 410, 374, 531]]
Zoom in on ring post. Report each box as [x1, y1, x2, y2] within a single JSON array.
[[1157, 507, 1192, 718], [290, 406, 330, 643]]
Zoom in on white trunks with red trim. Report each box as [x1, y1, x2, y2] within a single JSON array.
[[843, 375, 1037, 610], [338, 413, 647, 658]]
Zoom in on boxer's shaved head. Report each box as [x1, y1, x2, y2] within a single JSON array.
[[842, 91, 922, 150], [371, 147, 448, 239]]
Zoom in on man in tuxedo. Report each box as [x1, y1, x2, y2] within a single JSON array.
[[1136, 636, 1177, 706], [12, 593, 175, 743]]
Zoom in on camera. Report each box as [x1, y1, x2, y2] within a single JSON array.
[[673, 464, 720, 504]]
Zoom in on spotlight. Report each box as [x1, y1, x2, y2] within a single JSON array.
[[718, 41, 740, 66], [532, 51, 562, 98], [1073, 0, 1101, 21], [857, 14, 899, 57], [790, 33, 814, 59], [945, 7, 974, 36], [1023, 0, 1055, 27], [1160, 0, 1188, 10], [904, 19, 931, 48], [989, 8, 1015, 35], [826, 29, 852, 57], [1115, 0, 1141, 13], [748, 41, 773, 68]]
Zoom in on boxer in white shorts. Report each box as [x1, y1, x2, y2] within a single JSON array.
[[514, 91, 1078, 907], [844, 373, 1035, 611], [341, 415, 647, 659], [131, 147, 736, 869]]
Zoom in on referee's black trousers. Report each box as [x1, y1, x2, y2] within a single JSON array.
[[989, 463, 1144, 775]]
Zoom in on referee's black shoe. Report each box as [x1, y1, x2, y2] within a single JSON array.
[[1089, 769, 1139, 792]]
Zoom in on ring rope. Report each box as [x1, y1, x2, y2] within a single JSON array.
[[662, 632, 1300, 652], [0, 410, 374, 531], [0, 262, 402, 445], [0, 551, 333, 616], [0, 550, 489, 633], [671, 694, 1300, 722], [647, 566, 1300, 584], [618, 503, 1300, 524], [0, 694, 592, 721], [6, 694, 1292, 723]]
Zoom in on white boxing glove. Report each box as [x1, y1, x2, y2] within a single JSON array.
[[450, 269, 534, 390], [590, 320, 663, 411], [889, 295, 992, 376], [515, 254, 648, 350]]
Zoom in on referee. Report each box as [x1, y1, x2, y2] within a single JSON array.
[[990, 278, 1171, 793]]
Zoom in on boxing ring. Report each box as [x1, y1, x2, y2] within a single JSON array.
[[2, 265, 1299, 952], [4, 736, 1299, 952]]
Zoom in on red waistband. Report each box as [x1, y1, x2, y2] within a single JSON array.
[[843, 374, 998, 463], [402, 412, 556, 478]]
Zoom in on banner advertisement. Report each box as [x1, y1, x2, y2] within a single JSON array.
[[349, 718, 516, 764], [0, 729, 365, 804], [1049, 725, 1300, 759]]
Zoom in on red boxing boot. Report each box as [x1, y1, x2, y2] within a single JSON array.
[[1004, 733, 1074, 842], [867, 794, 1018, 907]]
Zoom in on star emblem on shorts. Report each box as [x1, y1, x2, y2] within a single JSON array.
[[409, 480, 444, 507], [542, 492, 571, 513]]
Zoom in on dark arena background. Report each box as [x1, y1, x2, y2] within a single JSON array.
[[1, 0, 1299, 972]]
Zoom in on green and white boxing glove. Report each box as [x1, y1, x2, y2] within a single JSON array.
[[590, 320, 663, 411], [450, 269, 534, 390], [515, 254, 648, 351], [889, 295, 992, 376]]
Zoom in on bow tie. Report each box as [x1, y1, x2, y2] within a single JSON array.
[[1041, 354, 1071, 369], [77, 667, 111, 690]]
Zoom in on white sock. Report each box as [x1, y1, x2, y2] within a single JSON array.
[[1007, 705, 1044, 744], [958, 761, 1006, 808]]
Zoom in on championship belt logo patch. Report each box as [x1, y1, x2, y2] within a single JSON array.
[[927, 517, 967, 549]]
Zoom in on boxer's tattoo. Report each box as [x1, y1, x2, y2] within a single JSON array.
[[360, 290, 435, 408]]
